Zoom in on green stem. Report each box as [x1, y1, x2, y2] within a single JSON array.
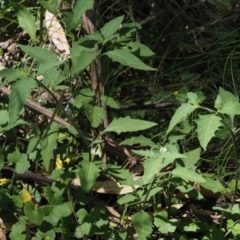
[[221, 119, 239, 209]]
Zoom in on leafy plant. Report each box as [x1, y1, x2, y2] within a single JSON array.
[[1, 0, 240, 239]]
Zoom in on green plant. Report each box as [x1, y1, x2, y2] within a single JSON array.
[[1, 0, 240, 239]]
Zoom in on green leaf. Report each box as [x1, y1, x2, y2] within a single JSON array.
[[214, 95, 222, 110], [19, 45, 57, 63], [12, 4, 36, 41], [187, 92, 200, 106], [120, 135, 156, 147], [16, 155, 30, 174], [182, 148, 201, 168], [105, 49, 156, 71], [38, 60, 62, 74], [42, 68, 66, 88], [24, 201, 44, 225], [77, 160, 100, 193], [143, 157, 165, 184], [76, 208, 89, 223], [219, 102, 240, 116], [7, 150, 30, 174], [38, 0, 58, 14], [117, 194, 138, 205], [154, 211, 177, 234], [9, 222, 26, 240], [9, 77, 36, 124], [0, 69, 26, 85], [107, 165, 133, 185], [75, 223, 91, 238], [219, 87, 238, 104], [85, 104, 105, 128], [44, 184, 64, 205], [47, 202, 73, 226], [103, 116, 157, 134], [0, 150, 4, 171], [143, 151, 186, 184], [195, 114, 222, 150], [166, 103, 196, 134], [125, 41, 155, 57], [132, 210, 152, 240], [101, 96, 119, 109], [72, 51, 96, 74], [0, 110, 8, 125], [101, 15, 124, 39], [66, 0, 94, 30], [0, 120, 29, 134], [200, 178, 225, 193], [41, 123, 59, 170], [172, 167, 206, 183]]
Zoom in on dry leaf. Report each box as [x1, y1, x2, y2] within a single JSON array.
[[71, 178, 140, 195], [45, 10, 70, 56]]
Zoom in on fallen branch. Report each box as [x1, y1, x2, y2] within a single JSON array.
[[0, 87, 142, 166]]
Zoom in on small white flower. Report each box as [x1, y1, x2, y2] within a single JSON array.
[[91, 145, 102, 157], [160, 146, 167, 153]]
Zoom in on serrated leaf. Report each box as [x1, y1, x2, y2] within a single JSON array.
[[19, 45, 57, 63], [85, 104, 105, 128], [101, 96, 119, 109], [219, 101, 240, 116], [38, 60, 61, 74], [201, 178, 225, 193], [0, 69, 26, 85], [132, 210, 152, 240], [13, 4, 36, 41], [195, 114, 222, 150], [120, 135, 156, 147], [143, 157, 168, 184], [187, 92, 199, 106], [24, 201, 45, 225], [103, 116, 157, 134], [41, 123, 58, 170], [66, 0, 94, 30], [105, 49, 156, 71], [9, 77, 36, 124], [172, 167, 206, 183], [166, 103, 196, 134], [38, 0, 58, 14], [154, 211, 177, 234], [77, 160, 100, 193], [101, 15, 124, 39], [219, 87, 239, 104], [126, 41, 155, 57], [72, 51, 96, 74], [143, 151, 186, 184], [183, 148, 201, 168], [42, 68, 66, 88]]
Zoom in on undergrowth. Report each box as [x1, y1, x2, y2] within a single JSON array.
[[0, 0, 240, 239]]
